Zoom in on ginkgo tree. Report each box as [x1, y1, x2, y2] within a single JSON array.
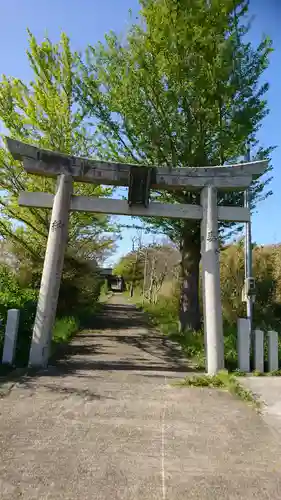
[[76, 0, 274, 331], [0, 31, 116, 276]]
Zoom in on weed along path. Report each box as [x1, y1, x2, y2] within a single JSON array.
[[1, 295, 281, 499]]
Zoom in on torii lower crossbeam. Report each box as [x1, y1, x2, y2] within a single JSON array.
[[19, 183, 251, 373]]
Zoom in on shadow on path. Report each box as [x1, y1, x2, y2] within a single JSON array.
[[48, 300, 194, 376], [1, 297, 194, 394]]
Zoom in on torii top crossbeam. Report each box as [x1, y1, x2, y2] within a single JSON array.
[[6, 138, 267, 191]]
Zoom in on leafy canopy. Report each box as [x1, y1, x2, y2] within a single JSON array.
[[76, 0, 273, 245], [0, 31, 116, 264]]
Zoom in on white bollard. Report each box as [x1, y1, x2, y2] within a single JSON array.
[[254, 329, 264, 372], [268, 330, 279, 372], [2, 309, 20, 364], [237, 318, 251, 372]]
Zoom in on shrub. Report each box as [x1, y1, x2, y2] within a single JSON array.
[[220, 242, 281, 330], [100, 280, 109, 297], [52, 316, 79, 344], [57, 258, 102, 316], [0, 265, 37, 365], [0, 248, 105, 369]]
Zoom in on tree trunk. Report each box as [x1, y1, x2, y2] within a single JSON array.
[[179, 225, 201, 332], [148, 256, 156, 303]]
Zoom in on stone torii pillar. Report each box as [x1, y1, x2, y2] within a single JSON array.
[[29, 175, 72, 367], [201, 186, 224, 374]]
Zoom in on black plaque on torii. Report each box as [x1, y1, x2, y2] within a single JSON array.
[[128, 166, 152, 208]]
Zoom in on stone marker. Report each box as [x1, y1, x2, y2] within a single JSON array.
[[267, 330, 279, 372], [254, 329, 264, 372], [2, 309, 20, 364], [237, 318, 251, 372]]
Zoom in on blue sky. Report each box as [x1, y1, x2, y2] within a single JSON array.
[[0, 0, 280, 265]]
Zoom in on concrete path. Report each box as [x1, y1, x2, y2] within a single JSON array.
[[241, 376, 281, 433], [1, 295, 281, 499]]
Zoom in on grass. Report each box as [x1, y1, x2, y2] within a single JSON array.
[[178, 370, 261, 410], [52, 316, 80, 344], [251, 369, 281, 377], [51, 303, 103, 349]]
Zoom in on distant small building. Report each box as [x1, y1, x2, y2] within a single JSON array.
[[98, 268, 125, 292]]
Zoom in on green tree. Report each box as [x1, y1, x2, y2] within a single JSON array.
[[114, 251, 144, 292], [0, 31, 115, 275], [77, 0, 273, 331], [114, 243, 179, 301]]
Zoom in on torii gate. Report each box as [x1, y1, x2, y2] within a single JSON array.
[[7, 138, 267, 374]]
